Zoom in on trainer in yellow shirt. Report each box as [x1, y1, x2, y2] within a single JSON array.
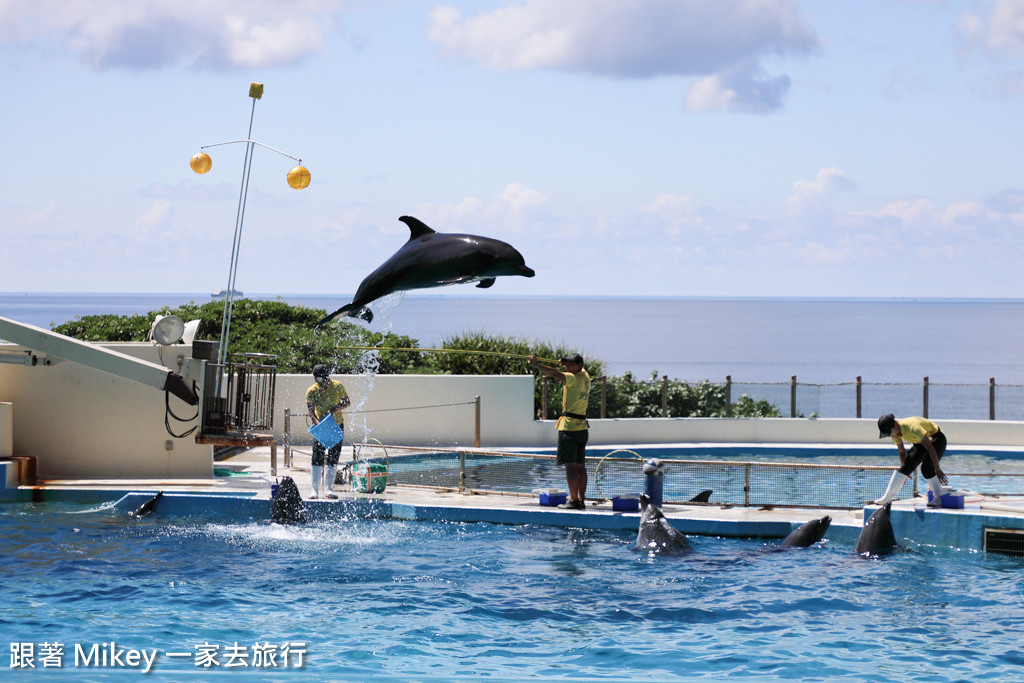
[[873, 414, 949, 507], [305, 364, 350, 500], [529, 352, 592, 510]]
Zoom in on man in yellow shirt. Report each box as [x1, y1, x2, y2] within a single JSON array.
[[874, 413, 948, 507], [306, 364, 350, 499], [529, 352, 592, 510]]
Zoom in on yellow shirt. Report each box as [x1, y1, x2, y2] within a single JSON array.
[[555, 369, 591, 432], [893, 416, 939, 446], [306, 380, 348, 426]]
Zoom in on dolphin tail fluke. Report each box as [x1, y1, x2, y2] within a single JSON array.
[[317, 304, 374, 326]]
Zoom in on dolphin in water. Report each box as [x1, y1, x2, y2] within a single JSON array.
[[634, 494, 692, 556], [319, 216, 535, 324], [855, 503, 900, 556], [688, 489, 713, 504], [780, 515, 831, 548], [271, 477, 307, 525], [132, 492, 163, 519]]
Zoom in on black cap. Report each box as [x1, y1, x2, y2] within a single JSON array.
[[312, 364, 330, 379], [560, 353, 584, 366], [878, 413, 896, 438]]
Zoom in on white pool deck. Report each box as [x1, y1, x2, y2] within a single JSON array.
[[7, 445, 1024, 554]]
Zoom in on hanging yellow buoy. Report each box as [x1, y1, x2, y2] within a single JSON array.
[[190, 152, 212, 174], [287, 165, 311, 189]]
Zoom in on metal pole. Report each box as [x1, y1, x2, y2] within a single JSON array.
[[856, 375, 862, 419], [661, 375, 668, 417], [600, 375, 606, 419], [283, 408, 291, 468], [923, 376, 929, 418], [725, 375, 732, 418], [990, 377, 996, 421], [541, 378, 548, 420], [474, 395, 481, 448], [218, 96, 259, 371], [790, 375, 797, 418]]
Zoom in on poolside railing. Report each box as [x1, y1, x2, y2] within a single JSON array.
[[556, 375, 1024, 422], [344, 444, 1024, 510]]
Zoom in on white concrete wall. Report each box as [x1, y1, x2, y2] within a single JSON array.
[[3, 354, 1024, 482], [273, 374, 545, 448], [272, 374, 1024, 450], [0, 343, 212, 479]]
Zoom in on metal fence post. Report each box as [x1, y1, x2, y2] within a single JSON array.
[[600, 375, 607, 419], [661, 375, 668, 417], [725, 375, 732, 418], [459, 450, 466, 493], [474, 395, 481, 448], [283, 408, 291, 468], [990, 377, 996, 421], [791, 375, 797, 418], [855, 376, 862, 419], [541, 378, 548, 420], [923, 376, 929, 418], [744, 463, 751, 507]]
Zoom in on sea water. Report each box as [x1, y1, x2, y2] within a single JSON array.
[[2, 502, 1023, 681], [4, 293, 1024, 384]]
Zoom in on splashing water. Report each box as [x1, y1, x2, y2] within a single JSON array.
[[330, 291, 406, 445]]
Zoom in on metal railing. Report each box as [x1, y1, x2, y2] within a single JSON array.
[[357, 445, 1024, 510], [539, 375, 1024, 421]]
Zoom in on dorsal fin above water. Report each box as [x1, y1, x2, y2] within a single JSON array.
[[399, 215, 436, 240]]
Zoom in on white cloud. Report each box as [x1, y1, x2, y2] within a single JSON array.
[[0, 0, 344, 70], [685, 59, 792, 113], [958, 0, 1024, 58], [416, 182, 554, 233], [137, 199, 174, 238], [428, 0, 817, 112], [786, 167, 857, 216]]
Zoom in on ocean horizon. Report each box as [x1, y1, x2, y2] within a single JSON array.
[[4, 292, 1024, 385]]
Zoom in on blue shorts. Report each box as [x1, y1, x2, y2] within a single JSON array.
[[556, 429, 588, 465]]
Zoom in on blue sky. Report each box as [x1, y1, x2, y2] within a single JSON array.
[[2, 0, 1023, 300]]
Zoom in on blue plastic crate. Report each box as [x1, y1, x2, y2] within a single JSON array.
[[927, 491, 965, 509], [612, 495, 639, 512], [535, 490, 567, 507]]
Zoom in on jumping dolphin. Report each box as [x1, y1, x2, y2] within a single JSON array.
[[132, 492, 163, 519], [271, 477, 307, 525], [634, 494, 692, 556], [855, 503, 899, 555], [318, 216, 535, 324], [780, 515, 831, 548]]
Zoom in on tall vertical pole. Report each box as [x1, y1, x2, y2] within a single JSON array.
[[218, 95, 259, 370]]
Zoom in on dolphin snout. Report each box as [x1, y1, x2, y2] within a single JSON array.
[[520, 266, 535, 277]]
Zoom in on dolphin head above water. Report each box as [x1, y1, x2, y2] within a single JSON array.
[[634, 493, 692, 556], [780, 515, 832, 547], [132, 491, 163, 519], [271, 477, 307, 525], [855, 503, 899, 556], [318, 216, 535, 325]]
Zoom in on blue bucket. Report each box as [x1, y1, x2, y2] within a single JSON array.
[[309, 418, 344, 449]]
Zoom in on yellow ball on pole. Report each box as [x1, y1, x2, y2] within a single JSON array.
[[190, 152, 212, 174], [287, 165, 311, 189]]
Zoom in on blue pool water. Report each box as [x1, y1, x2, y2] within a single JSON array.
[[3, 502, 1024, 681]]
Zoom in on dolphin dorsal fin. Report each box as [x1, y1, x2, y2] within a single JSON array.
[[399, 215, 436, 239]]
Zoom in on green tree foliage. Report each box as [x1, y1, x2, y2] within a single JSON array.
[[52, 299, 427, 375], [50, 301, 783, 417]]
